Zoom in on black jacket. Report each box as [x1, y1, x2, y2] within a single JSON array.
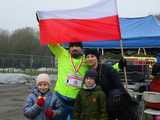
[[97, 63, 139, 120], [97, 63, 126, 96]]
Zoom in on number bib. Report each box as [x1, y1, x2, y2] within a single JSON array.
[[66, 73, 82, 88]]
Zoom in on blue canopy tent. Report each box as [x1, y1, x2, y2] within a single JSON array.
[[81, 16, 160, 88], [82, 16, 160, 48]]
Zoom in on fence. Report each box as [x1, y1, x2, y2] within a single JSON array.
[[0, 53, 56, 74]]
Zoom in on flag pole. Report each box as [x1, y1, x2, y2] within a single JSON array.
[[115, 0, 128, 90], [120, 39, 128, 90]]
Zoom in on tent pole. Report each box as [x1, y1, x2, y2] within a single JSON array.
[[102, 48, 104, 55], [120, 39, 128, 90]]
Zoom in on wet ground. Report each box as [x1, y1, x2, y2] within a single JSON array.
[[0, 84, 31, 120]]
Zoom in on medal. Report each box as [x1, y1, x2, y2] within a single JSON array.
[[66, 55, 83, 87]]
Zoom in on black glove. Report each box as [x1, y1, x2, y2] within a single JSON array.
[[118, 57, 127, 70]]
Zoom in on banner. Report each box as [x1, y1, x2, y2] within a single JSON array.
[[37, 0, 121, 45]]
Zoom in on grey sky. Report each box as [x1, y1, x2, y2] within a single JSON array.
[[0, 0, 160, 31]]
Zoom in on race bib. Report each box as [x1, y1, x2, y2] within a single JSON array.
[[66, 73, 82, 88]]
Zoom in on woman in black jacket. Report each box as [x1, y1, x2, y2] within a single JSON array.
[[85, 49, 139, 120]]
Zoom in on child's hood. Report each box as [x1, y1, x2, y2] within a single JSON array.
[[31, 87, 41, 96]]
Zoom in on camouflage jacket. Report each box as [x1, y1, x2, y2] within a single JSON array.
[[73, 86, 108, 120]]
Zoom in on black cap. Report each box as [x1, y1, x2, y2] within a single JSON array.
[[84, 69, 97, 81], [85, 49, 99, 60], [69, 42, 83, 48]]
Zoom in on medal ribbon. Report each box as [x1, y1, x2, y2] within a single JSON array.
[[70, 55, 83, 73]]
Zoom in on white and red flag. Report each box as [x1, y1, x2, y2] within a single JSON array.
[[36, 0, 121, 45]]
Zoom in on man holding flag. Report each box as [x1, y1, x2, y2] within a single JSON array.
[[48, 42, 88, 119]]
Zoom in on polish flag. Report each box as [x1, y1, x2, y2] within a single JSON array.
[[36, 0, 121, 45]]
